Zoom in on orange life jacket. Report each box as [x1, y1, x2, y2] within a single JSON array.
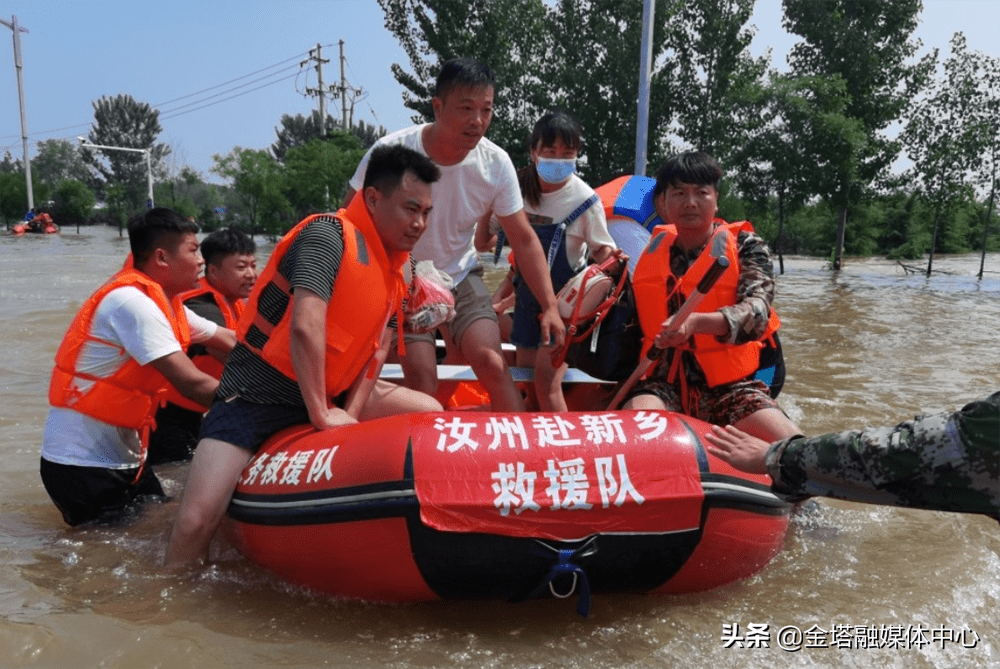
[[162, 278, 243, 412], [48, 267, 192, 430], [237, 197, 409, 400], [632, 220, 780, 387]]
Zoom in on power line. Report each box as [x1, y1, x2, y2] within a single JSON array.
[[0, 50, 313, 141], [0, 120, 92, 141], [346, 59, 382, 127], [293, 42, 339, 98], [159, 72, 301, 121], [153, 51, 309, 107], [158, 65, 300, 117]]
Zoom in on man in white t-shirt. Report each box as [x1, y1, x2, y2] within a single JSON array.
[[41, 208, 236, 526], [344, 58, 565, 412]]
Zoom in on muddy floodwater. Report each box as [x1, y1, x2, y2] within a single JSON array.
[[1, 226, 997, 669]]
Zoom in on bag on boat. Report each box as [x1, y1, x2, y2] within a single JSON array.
[[555, 253, 642, 382], [555, 262, 614, 321], [404, 261, 456, 334]]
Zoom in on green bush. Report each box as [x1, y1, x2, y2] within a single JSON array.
[[52, 179, 96, 224]]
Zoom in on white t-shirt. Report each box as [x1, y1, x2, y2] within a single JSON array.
[[348, 124, 523, 283], [41, 286, 218, 469], [522, 175, 617, 272]]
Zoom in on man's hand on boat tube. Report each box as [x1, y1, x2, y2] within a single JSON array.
[[312, 405, 359, 431]]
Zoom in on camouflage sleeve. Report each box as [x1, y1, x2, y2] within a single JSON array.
[[765, 395, 1000, 516], [716, 230, 775, 345]]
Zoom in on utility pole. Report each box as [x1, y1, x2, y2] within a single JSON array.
[[634, 0, 655, 176], [302, 41, 363, 136], [1, 15, 34, 216], [331, 41, 364, 132], [339, 40, 348, 131], [304, 43, 332, 137]]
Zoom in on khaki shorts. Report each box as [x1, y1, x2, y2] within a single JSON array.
[[401, 265, 498, 347]]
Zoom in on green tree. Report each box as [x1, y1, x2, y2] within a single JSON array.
[[0, 170, 49, 224], [31, 139, 91, 189], [190, 183, 226, 231], [81, 94, 170, 212], [791, 200, 849, 257], [352, 120, 387, 149], [964, 47, 1000, 279], [51, 179, 96, 224], [211, 147, 290, 237], [282, 133, 366, 218], [153, 169, 199, 220], [734, 72, 864, 268], [104, 182, 130, 235], [668, 0, 768, 162], [901, 33, 993, 274], [378, 0, 551, 171], [378, 0, 695, 184], [272, 112, 386, 161], [272, 111, 336, 161], [0, 172, 24, 224], [0, 149, 21, 174], [781, 0, 933, 268], [880, 190, 928, 259], [545, 0, 681, 183]]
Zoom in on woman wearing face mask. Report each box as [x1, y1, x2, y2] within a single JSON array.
[[508, 111, 618, 411]]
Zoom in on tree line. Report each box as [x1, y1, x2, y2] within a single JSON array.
[[0, 99, 384, 237], [377, 0, 997, 267], [3, 0, 997, 266]]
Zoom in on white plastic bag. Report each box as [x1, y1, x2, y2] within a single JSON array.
[[404, 261, 456, 334]]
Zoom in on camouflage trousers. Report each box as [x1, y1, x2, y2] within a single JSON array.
[[765, 391, 1000, 519]]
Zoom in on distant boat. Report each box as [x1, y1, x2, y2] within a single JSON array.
[[12, 213, 58, 235]]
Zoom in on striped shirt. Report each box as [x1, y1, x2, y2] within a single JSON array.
[[216, 216, 344, 406]]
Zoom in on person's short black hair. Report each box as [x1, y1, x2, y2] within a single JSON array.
[[652, 151, 723, 198], [520, 110, 585, 208], [528, 110, 583, 154], [435, 57, 496, 101], [363, 145, 441, 195], [127, 207, 199, 265], [200, 226, 257, 267]]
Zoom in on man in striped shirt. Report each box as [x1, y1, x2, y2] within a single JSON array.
[[165, 146, 444, 567]]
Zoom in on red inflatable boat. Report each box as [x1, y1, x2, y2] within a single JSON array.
[[226, 399, 791, 613], [12, 213, 58, 235]]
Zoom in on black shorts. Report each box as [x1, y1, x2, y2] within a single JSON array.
[[199, 397, 312, 454], [39, 457, 165, 527], [147, 402, 203, 465]]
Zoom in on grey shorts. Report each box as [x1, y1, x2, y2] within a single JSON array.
[[402, 265, 498, 347]]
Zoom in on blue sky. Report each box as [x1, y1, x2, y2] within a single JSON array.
[[2, 0, 997, 183]]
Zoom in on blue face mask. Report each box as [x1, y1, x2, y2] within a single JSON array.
[[536, 158, 576, 184]]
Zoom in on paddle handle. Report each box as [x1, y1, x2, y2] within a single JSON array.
[[606, 255, 730, 410], [658, 255, 729, 337]]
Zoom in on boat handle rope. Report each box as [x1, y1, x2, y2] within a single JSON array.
[[525, 538, 597, 617], [548, 571, 578, 600]]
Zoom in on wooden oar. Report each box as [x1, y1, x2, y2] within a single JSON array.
[[606, 230, 731, 410]]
